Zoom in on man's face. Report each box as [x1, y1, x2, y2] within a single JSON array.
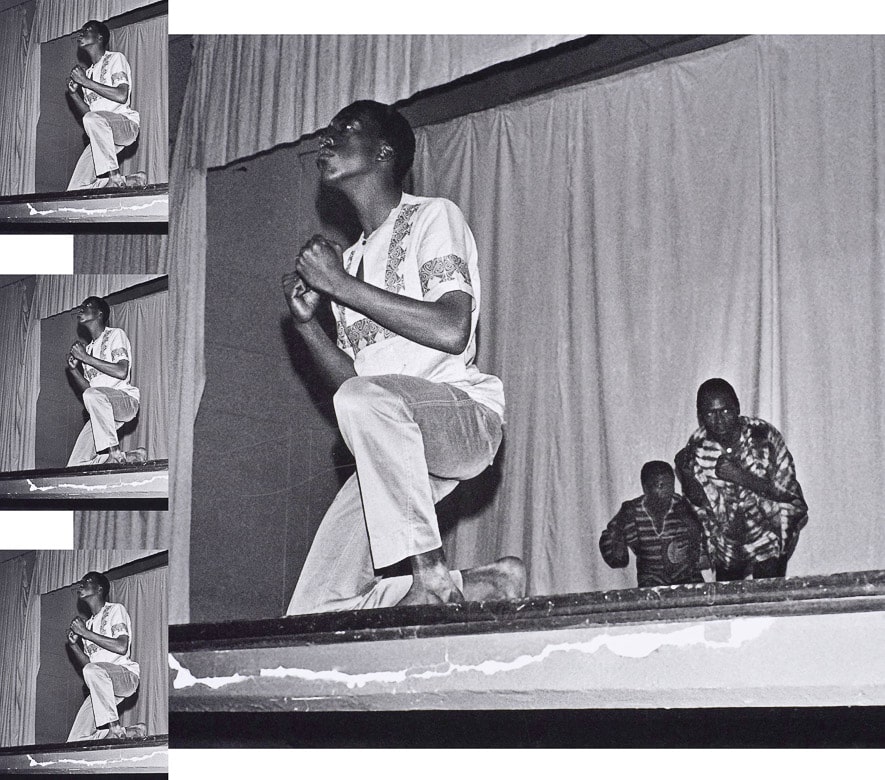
[[74, 301, 101, 325], [316, 109, 385, 186], [76, 24, 102, 48], [74, 575, 103, 600], [699, 391, 740, 442], [643, 472, 675, 504]]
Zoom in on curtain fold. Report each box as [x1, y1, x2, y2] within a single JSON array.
[[111, 565, 167, 737], [73, 233, 164, 274], [109, 290, 168, 459], [0, 1, 35, 196], [412, 35, 885, 596], [34, 0, 151, 44], [0, 553, 36, 747], [34, 273, 159, 318], [34, 550, 152, 593], [0, 277, 41, 471]]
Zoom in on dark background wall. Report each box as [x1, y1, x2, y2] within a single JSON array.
[[191, 144, 354, 623], [35, 588, 91, 744], [36, 310, 91, 469]]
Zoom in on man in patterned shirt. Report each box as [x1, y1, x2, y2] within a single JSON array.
[[600, 461, 708, 587], [675, 378, 808, 580], [65, 296, 143, 466], [65, 19, 144, 190], [66, 571, 144, 741], [283, 101, 524, 612]]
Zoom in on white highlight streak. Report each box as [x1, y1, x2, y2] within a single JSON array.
[[27, 475, 166, 493], [26, 750, 165, 768], [26, 199, 166, 216], [170, 618, 775, 691]]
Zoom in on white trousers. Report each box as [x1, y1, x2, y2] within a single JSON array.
[[287, 374, 502, 615], [67, 662, 139, 742], [67, 387, 139, 466], [67, 110, 139, 190]]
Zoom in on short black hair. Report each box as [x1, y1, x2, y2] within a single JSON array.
[[81, 570, 111, 600], [696, 377, 740, 414], [83, 19, 110, 47], [640, 460, 674, 487], [82, 295, 110, 326], [341, 100, 415, 185]]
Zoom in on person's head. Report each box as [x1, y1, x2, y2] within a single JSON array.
[[317, 100, 415, 188], [75, 296, 110, 328], [76, 20, 110, 50], [74, 571, 110, 602], [640, 460, 675, 502], [696, 377, 741, 442]]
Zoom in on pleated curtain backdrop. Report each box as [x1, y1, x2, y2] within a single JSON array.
[[412, 35, 885, 596]]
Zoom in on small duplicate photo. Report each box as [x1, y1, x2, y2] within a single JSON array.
[[0, 549, 168, 776], [0, 1, 168, 230], [0, 274, 168, 511]]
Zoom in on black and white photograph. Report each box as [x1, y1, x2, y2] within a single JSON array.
[[0, 272, 169, 510], [0, 4, 884, 774], [0, 0, 168, 227], [0, 549, 168, 774]]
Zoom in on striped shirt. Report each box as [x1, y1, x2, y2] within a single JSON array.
[[682, 416, 807, 569], [599, 494, 706, 587]]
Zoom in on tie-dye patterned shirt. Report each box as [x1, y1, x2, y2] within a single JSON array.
[[682, 416, 808, 569]]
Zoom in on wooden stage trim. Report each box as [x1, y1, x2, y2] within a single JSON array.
[[169, 570, 885, 711], [0, 460, 168, 504], [0, 735, 167, 774], [0, 185, 168, 224]]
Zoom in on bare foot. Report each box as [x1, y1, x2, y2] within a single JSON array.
[[461, 556, 526, 602], [105, 451, 127, 465], [397, 547, 465, 607], [106, 723, 126, 739], [124, 171, 147, 187], [124, 447, 148, 463], [124, 723, 147, 738], [107, 172, 127, 189]]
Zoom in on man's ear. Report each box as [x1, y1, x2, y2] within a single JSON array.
[[377, 142, 394, 162]]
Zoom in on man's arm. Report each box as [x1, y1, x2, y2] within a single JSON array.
[[70, 65, 129, 105], [66, 355, 90, 392], [66, 630, 90, 668], [70, 342, 129, 380], [675, 447, 710, 508], [295, 236, 472, 355], [599, 506, 632, 569], [66, 79, 90, 117], [70, 616, 129, 655], [283, 272, 356, 392]]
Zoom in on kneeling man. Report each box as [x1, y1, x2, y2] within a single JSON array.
[[66, 296, 143, 466], [66, 571, 145, 741], [66, 19, 143, 190]]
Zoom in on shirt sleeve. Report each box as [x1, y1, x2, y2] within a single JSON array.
[[108, 603, 131, 639], [599, 503, 633, 568], [109, 52, 131, 87], [414, 199, 476, 303], [109, 329, 131, 363]]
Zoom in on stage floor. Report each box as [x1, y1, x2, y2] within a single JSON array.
[[169, 570, 885, 725], [0, 185, 168, 225], [0, 734, 167, 774], [0, 460, 168, 509]]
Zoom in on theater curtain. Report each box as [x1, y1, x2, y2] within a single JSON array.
[[0, 0, 163, 195], [108, 565, 167, 736], [73, 233, 164, 274], [0, 277, 41, 472], [0, 0, 35, 196], [164, 34, 579, 624], [0, 553, 36, 747], [34, 273, 157, 317], [411, 35, 885, 596]]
